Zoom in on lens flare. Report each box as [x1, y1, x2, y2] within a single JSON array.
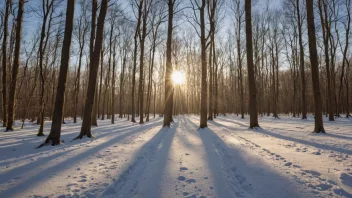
[[172, 71, 186, 85]]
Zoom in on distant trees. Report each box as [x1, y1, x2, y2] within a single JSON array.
[[295, 0, 307, 119], [131, 0, 143, 123], [73, 0, 89, 124], [36, 0, 61, 136], [188, 0, 209, 128], [232, 0, 245, 119]]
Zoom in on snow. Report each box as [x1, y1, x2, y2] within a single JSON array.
[[0, 115, 352, 197]]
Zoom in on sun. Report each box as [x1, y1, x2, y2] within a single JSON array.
[[172, 71, 186, 85]]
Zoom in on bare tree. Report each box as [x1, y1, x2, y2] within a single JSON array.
[[38, 0, 75, 146], [318, 0, 334, 121], [2, 0, 11, 127], [76, 0, 109, 139], [37, 0, 59, 136], [295, 0, 307, 119], [6, 0, 24, 131], [73, 0, 88, 123], [305, 0, 325, 133], [131, 0, 143, 123], [245, 0, 259, 128], [163, 0, 176, 127]]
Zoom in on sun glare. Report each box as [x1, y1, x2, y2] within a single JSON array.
[[172, 71, 186, 85]]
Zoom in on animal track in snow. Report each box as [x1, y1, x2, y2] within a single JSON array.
[[340, 172, 352, 187]]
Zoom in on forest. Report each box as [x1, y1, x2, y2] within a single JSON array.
[[0, 0, 352, 197]]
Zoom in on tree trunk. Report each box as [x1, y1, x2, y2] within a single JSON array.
[[2, 0, 11, 127], [163, 0, 174, 127], [119, 44, 127, 119], [138, 0, 149, 124], [111, 38, 117, 124], [89, 0, 98, 127], [306, 0, 325, 133], [245, 0, 259, 128], [235, 1, 244, 119], [318, 0, 334, 121], [40, 0, 75, 146], [99, 48, 104, 119], [77, 0, 108, 139], [199, 0, 208, 128], [131, 1, 143, 123], [6, 0, 24, 131], [296, 0, 307, 119]]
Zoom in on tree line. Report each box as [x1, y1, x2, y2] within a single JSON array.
[[0, 0, 350, 145]]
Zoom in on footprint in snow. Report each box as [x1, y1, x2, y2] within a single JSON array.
[[72, 189, 80, 192], [180, 167, 188, 171], [333, 188, 352, 197], [185, 179, 196, 183], [302, 170, 321, 177], [284, 162, 292, 166], [67, 183, 78, 187], [178, 176, 186, 181], [340, 172, 352, 187], [235, 174, 246, 184], [316, 183, 332, 191]]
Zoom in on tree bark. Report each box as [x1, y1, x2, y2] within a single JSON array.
[[131, 0, 143, 123], [2, 0, 11, 127], [111, 37, 117, 124], [6, 0, 24, 131], [163, 0, 174, 127], [77, 0, 109, 139], [199, 0, 208, 128], [245, 0, 259, 128], [306, 0, 325, 133], [295, 0, 307, 119], [39, 0, 75, 146]]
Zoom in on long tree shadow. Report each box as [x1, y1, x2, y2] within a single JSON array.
[[210, 119, 244, 131], [0, 120, 163, 197], [0, 118, 163, 167], [319, 133, 352, 141], [215, 117, 249, 128], [175, 117, 201, 152], [257, 127, 352, 155], [195, 121, 304, 197], [212, 118, 352, 155], [100, 122, 177, 198]]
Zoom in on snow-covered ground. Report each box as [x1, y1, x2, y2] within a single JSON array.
[[0, 115, 352, 198]]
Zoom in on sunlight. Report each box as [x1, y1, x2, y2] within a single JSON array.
[[172, 71, 186, 85]]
